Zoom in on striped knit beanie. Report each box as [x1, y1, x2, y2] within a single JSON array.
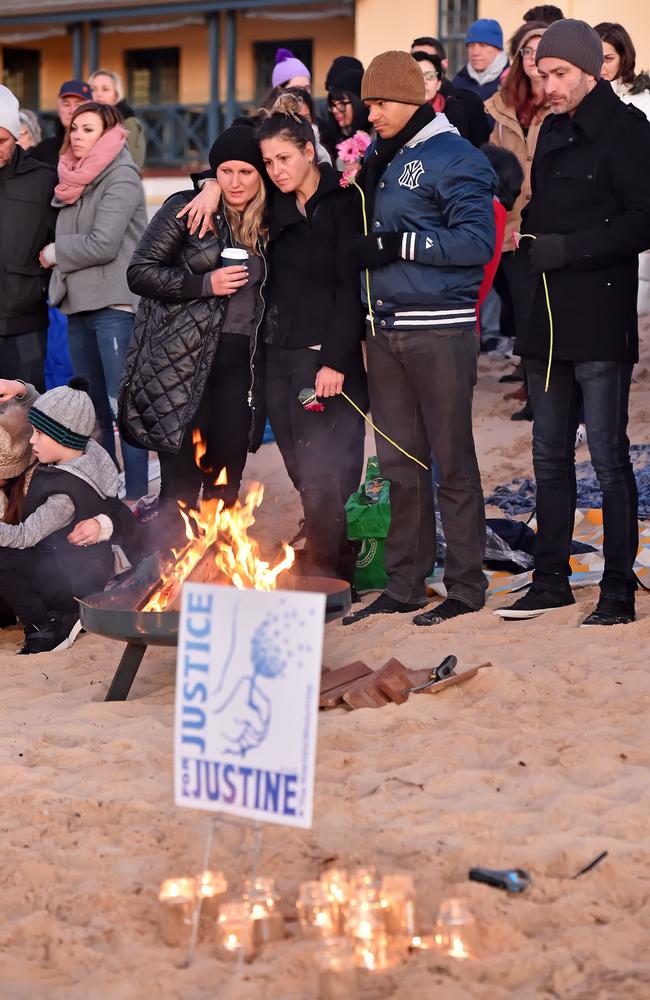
[[28, 376, 96, 450]]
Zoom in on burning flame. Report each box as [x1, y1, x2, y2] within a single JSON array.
[[143, 433, 294, 612]]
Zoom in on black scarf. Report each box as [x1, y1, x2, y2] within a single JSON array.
[[357, 104, 436, 211]]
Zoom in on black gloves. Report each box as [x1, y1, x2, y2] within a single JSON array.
[[351, 232, 402, 270], [528, 234, 568, 274]]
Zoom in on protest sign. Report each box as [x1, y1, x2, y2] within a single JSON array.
[[174, 583, 325, 829]]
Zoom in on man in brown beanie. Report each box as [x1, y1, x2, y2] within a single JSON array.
[[496, 19, 650, 627], [343, 51, 497, 627]]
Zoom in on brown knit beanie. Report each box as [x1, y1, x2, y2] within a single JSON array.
[[535, 19, 603, 79], [361, 51, 426, 106], [0, 404, 34, 480]]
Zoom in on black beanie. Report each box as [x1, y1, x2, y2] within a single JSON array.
[[208, 117, 265, 175], [325, 56, 364, 92], [329, 67, 363, 98]]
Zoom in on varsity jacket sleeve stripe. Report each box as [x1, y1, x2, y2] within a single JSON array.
[[399, 154, 496, 268]]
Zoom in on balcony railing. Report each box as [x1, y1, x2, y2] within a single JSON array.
[[39, 101, 258, 169]]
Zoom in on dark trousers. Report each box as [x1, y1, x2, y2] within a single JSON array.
[[265, 346, 366, 578], [0, 548, 80, 626], [525, 358, 638, 600], [0, 330, 47, 392], [159, 333, 252, 513], [366, 326, 487, 608]]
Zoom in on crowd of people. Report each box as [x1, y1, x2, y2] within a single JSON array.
[[0, 7, 649, 655]]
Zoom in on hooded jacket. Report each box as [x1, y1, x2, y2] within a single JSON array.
[[362, 115, 496, 328], [514, 80, 650, 363], [0, 146, 56, 337]]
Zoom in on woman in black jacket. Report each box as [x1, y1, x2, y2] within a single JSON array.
[[256, 94, 367, 580], [119, 122, 268, 538]]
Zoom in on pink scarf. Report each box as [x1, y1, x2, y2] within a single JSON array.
[[54, 125, 129, 205]]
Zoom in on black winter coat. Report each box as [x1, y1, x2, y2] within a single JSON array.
[[0, 147, 56, 336], [119, 191, 266, 453], [440, 80, 491, 148], [263, 164, 365, 375], [514, 81, 650, 363]]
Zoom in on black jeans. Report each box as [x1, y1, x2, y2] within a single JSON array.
[[0, 330, 47, 392], [159, 333, 252, 545], [525, 357, 638, 601], [366, 325, 487, 608], [265, 345, 366, 578], [0, 547, 89, 626]]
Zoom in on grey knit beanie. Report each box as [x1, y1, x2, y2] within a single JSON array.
[[535, 19, 603, 79], [29, 376, 96, 450]]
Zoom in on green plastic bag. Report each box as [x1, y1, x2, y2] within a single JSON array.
[[345, 457, 390, 592]]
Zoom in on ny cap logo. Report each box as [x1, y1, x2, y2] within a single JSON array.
[[398, 159, 425, 190]]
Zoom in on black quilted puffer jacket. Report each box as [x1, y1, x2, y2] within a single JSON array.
[[118, 190, 266, 453]]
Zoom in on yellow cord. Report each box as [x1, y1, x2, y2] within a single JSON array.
[[341, 391, 429, 470], [351, 180, 376, 337], [518, 233, 554, 392]]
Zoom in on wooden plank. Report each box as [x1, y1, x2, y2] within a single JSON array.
[[342, 658, 406, 710], [320, 660, 371, 695]]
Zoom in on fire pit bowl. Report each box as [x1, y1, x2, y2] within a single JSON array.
[[79, 571, 351, 702]]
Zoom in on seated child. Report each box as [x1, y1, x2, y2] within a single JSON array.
[[0, 376, 131, 654]]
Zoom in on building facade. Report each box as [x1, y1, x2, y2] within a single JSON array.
[[1, 0, 648, 167]]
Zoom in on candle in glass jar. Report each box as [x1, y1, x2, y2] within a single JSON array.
[[244, 877, 284, 946], [195, 869, 228, 921], [297, 881, 338, 939], [346, 895, 388, 972], [158, 876, 196, 947], [433, 898, 477, 959], [317, 938, 359, 1000], [380, 874, 417, 938], [216, 900, 256, 962], [320, 869, 351, 934]]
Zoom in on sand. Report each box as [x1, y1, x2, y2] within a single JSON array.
[[1, 322, 650, 999]]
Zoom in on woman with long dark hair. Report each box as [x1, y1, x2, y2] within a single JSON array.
[[255, 93, 367, 581], [121, 121, 269, 540]]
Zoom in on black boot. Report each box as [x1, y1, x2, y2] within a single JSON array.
[[342, 593, 424, 626], [581, 596, 635, 627]]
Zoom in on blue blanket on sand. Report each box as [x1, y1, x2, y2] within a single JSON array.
[[487, 444, 650, 519]]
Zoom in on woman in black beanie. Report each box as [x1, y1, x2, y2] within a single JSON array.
[[119, 120, 269, 541]]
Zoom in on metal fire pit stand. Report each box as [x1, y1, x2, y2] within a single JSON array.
[[79, 573, 351, 702]]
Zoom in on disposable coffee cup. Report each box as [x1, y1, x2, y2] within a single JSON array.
[[220, 248, 249, 267]]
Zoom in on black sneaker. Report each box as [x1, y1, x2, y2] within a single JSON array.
[[494, 585, 575, 620], [342, 593, 424, 626], [581, 597, 635, 627], [413, 598, 478, 627], [18, 611, 82, 655]]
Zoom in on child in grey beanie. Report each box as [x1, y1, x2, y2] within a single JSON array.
[[0, 375, 131, 654]]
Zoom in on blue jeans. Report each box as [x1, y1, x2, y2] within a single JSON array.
[[525, 358, 638, 601], [68, 308, 148, 499]]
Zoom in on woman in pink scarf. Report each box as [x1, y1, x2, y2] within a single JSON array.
[[39, 102, 148, 500]]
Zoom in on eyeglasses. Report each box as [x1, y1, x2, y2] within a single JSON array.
[[328, 98, 352, 111], [422, 71, 439, 82], [519, 47, 537, 59]]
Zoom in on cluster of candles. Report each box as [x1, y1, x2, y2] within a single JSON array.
[[158, 865, 478, 996], [298, 866, 478, 996]]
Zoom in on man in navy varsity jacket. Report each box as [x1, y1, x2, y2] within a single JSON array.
[[343, 50, 496, 627]]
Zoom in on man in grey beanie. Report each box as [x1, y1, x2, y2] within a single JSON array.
[[496, 19, 650, 627]]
